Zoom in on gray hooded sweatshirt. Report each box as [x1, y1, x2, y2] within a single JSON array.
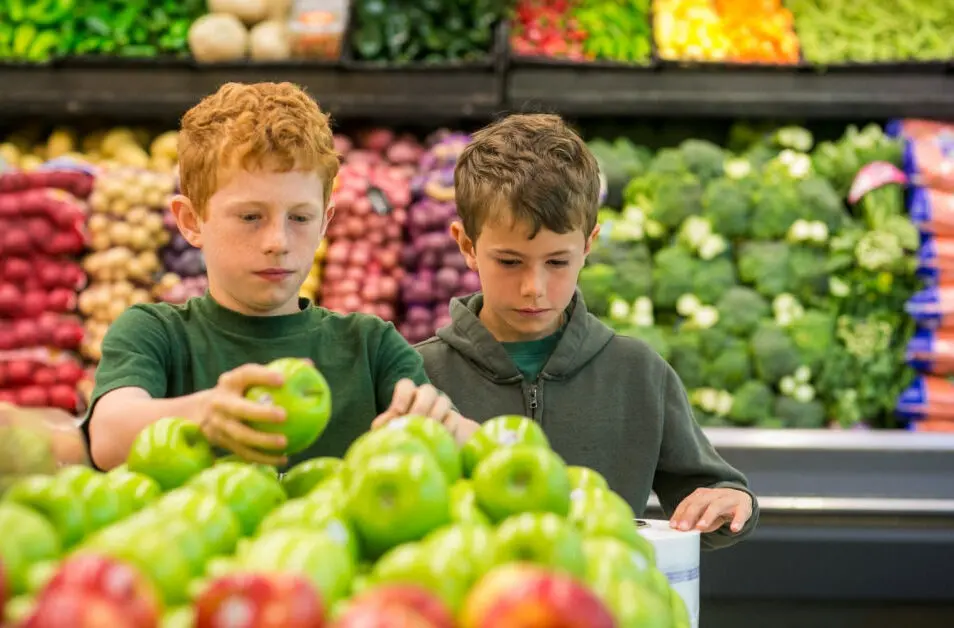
[[416, 291, 759, 550]]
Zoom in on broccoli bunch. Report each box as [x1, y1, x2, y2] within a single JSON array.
[[589, 122, 921, 430]]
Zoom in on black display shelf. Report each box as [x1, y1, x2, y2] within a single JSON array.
[[0, 64, 504, 121], [3, 63, 954, 121], [506, 66, 954, 119]]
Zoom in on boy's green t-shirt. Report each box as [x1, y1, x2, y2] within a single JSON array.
[[85, 294, 430, 467]]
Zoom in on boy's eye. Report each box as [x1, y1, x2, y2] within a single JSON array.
[[548, 260, 570, 267], [497, 258, 521, 267], [239, 214, 260, 222], [290, 214, 313, 223]]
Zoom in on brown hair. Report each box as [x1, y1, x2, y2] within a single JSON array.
[[178, 82, 339, 216], [454, 113, 600, 241]]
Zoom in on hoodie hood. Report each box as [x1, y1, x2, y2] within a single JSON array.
[[436, 290, 615, 383]]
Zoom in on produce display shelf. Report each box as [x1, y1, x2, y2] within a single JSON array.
[[507, 67, 954, 119], [5, 65, 954, 120], [0, 65, 504, 120]]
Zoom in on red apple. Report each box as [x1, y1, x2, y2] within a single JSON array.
[[345, 586, 454, 628], [24, 589, 140, 628], [333, 602, 436, 628], [195, 572, 325, 628], [461, 564, 616, 628], [40, 554, 160, 628]]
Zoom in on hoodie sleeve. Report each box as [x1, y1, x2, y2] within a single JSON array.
[[652, 365, 760, 550]]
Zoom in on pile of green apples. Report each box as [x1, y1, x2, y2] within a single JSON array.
[[0, 360, 691, 628]]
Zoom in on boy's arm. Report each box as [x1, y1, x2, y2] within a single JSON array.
[[373, 324, 479, 443], [652, 366, 760, 550], [86, 307, 286, 470]]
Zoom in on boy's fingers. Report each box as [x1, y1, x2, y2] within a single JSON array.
[[387, 379, 417, 416], [696, 499, 732, 532], [216, 396, 287, 423], [408, 385, 442, 417], [220, 417, 287, 452], [219, 364, 284, 392], [730, 499, 752, 533], [219, 434, 287, 467], [675, 492, 710, 531]]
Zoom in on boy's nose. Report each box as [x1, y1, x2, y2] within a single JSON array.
[[262, 222, 291, 255], [521, 268, 545, 298]]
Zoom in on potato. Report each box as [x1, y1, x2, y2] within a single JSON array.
[[126, 206, 149, 226], [137, 250, 160, 273], [89, 233, 111, 252], [108, 222, 133, 246], [129, 226, 152, 251], [87, 213, 110, 233], [142, 212, 165, 235]]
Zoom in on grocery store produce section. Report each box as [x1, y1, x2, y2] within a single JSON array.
[[0, 406, 694, 628], [2, 118, 946, 435]]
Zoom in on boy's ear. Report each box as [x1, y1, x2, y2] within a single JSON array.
[[583, 224, 601, 257], [320, 201, 336, 238], [170, 194, 203, 249], [450, 221, 478, 271]]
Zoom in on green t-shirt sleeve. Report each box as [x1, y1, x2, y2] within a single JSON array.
[[373, 323, 432, 414], [84, 305, 172, 426]]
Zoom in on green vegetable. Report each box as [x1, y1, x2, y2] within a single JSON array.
[[729, 381, 775, 426], [575, 0, 652, 64]]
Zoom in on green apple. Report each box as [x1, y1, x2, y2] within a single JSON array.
[[127, 417, 214, 491], [111, 513, 210, 577], [346, 452, 450, 559], [472, 445, 571, 522], [239, 528, 354, 607], [567, 466, 609, 494], [424, 523, 497, 586], [582, 537, 653, 592], [304, 475, 348, 510], [493, 512, 586, 579], [568, 487, 635, 522], [245, 357, 333, 455], [215, 454, 279, 478], [105, 468, 162, 514], [281, 457, 342, 499], [448, 479, 491, 526], [383, 415, 462, 484], [3, 475, 87, 548], [257, 498, 359, 561], [153, 486, 242, 556], [670, 588, 693, 628], [54, 466, 122, 532], [591, 577, 673, 628], [369, 541, 473, 613], [76, 526, 193, 605], [343, 429, 434, 477], [461, 415, 549, 477], [188, 462, 286, 536], [0, 425, 56, 495], [0, 503, 60, 595]]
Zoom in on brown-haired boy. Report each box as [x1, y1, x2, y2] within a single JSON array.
[[85, 82, 466, 471], [416, 114, 758, 548]]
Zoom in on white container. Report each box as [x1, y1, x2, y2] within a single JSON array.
[[637, 519, 701, 628]]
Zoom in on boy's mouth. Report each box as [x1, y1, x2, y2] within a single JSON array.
[[516, 308, 550, 317], [255, 268, 294, 282]]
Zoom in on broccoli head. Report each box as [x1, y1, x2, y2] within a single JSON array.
[[796, 176, 845, 232], [752, 178, 802, 240], [715, 287, 770, 336], [619, 325, 671, 361], [649, 174, 705, 230], [738, 241, 794, 297], [652, 245, 699, 309], [667, 330, 706, 390], [729, 381, 775, 426], [786, 309, 836, 372], [788, 245, 830, 303], [750, 321, 802, 384], [774, 397, 827, 429], [692, 257, 737, 305], [647, 148, 689, 177], [705, 338, 753, 391], [702, 177, 754, 239], [678, 139, 726, 185]]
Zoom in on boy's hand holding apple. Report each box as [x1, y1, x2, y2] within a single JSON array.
[[670, 486, 754, 534], [372, 378, 480, 444], [195, 364, 290, 466]]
